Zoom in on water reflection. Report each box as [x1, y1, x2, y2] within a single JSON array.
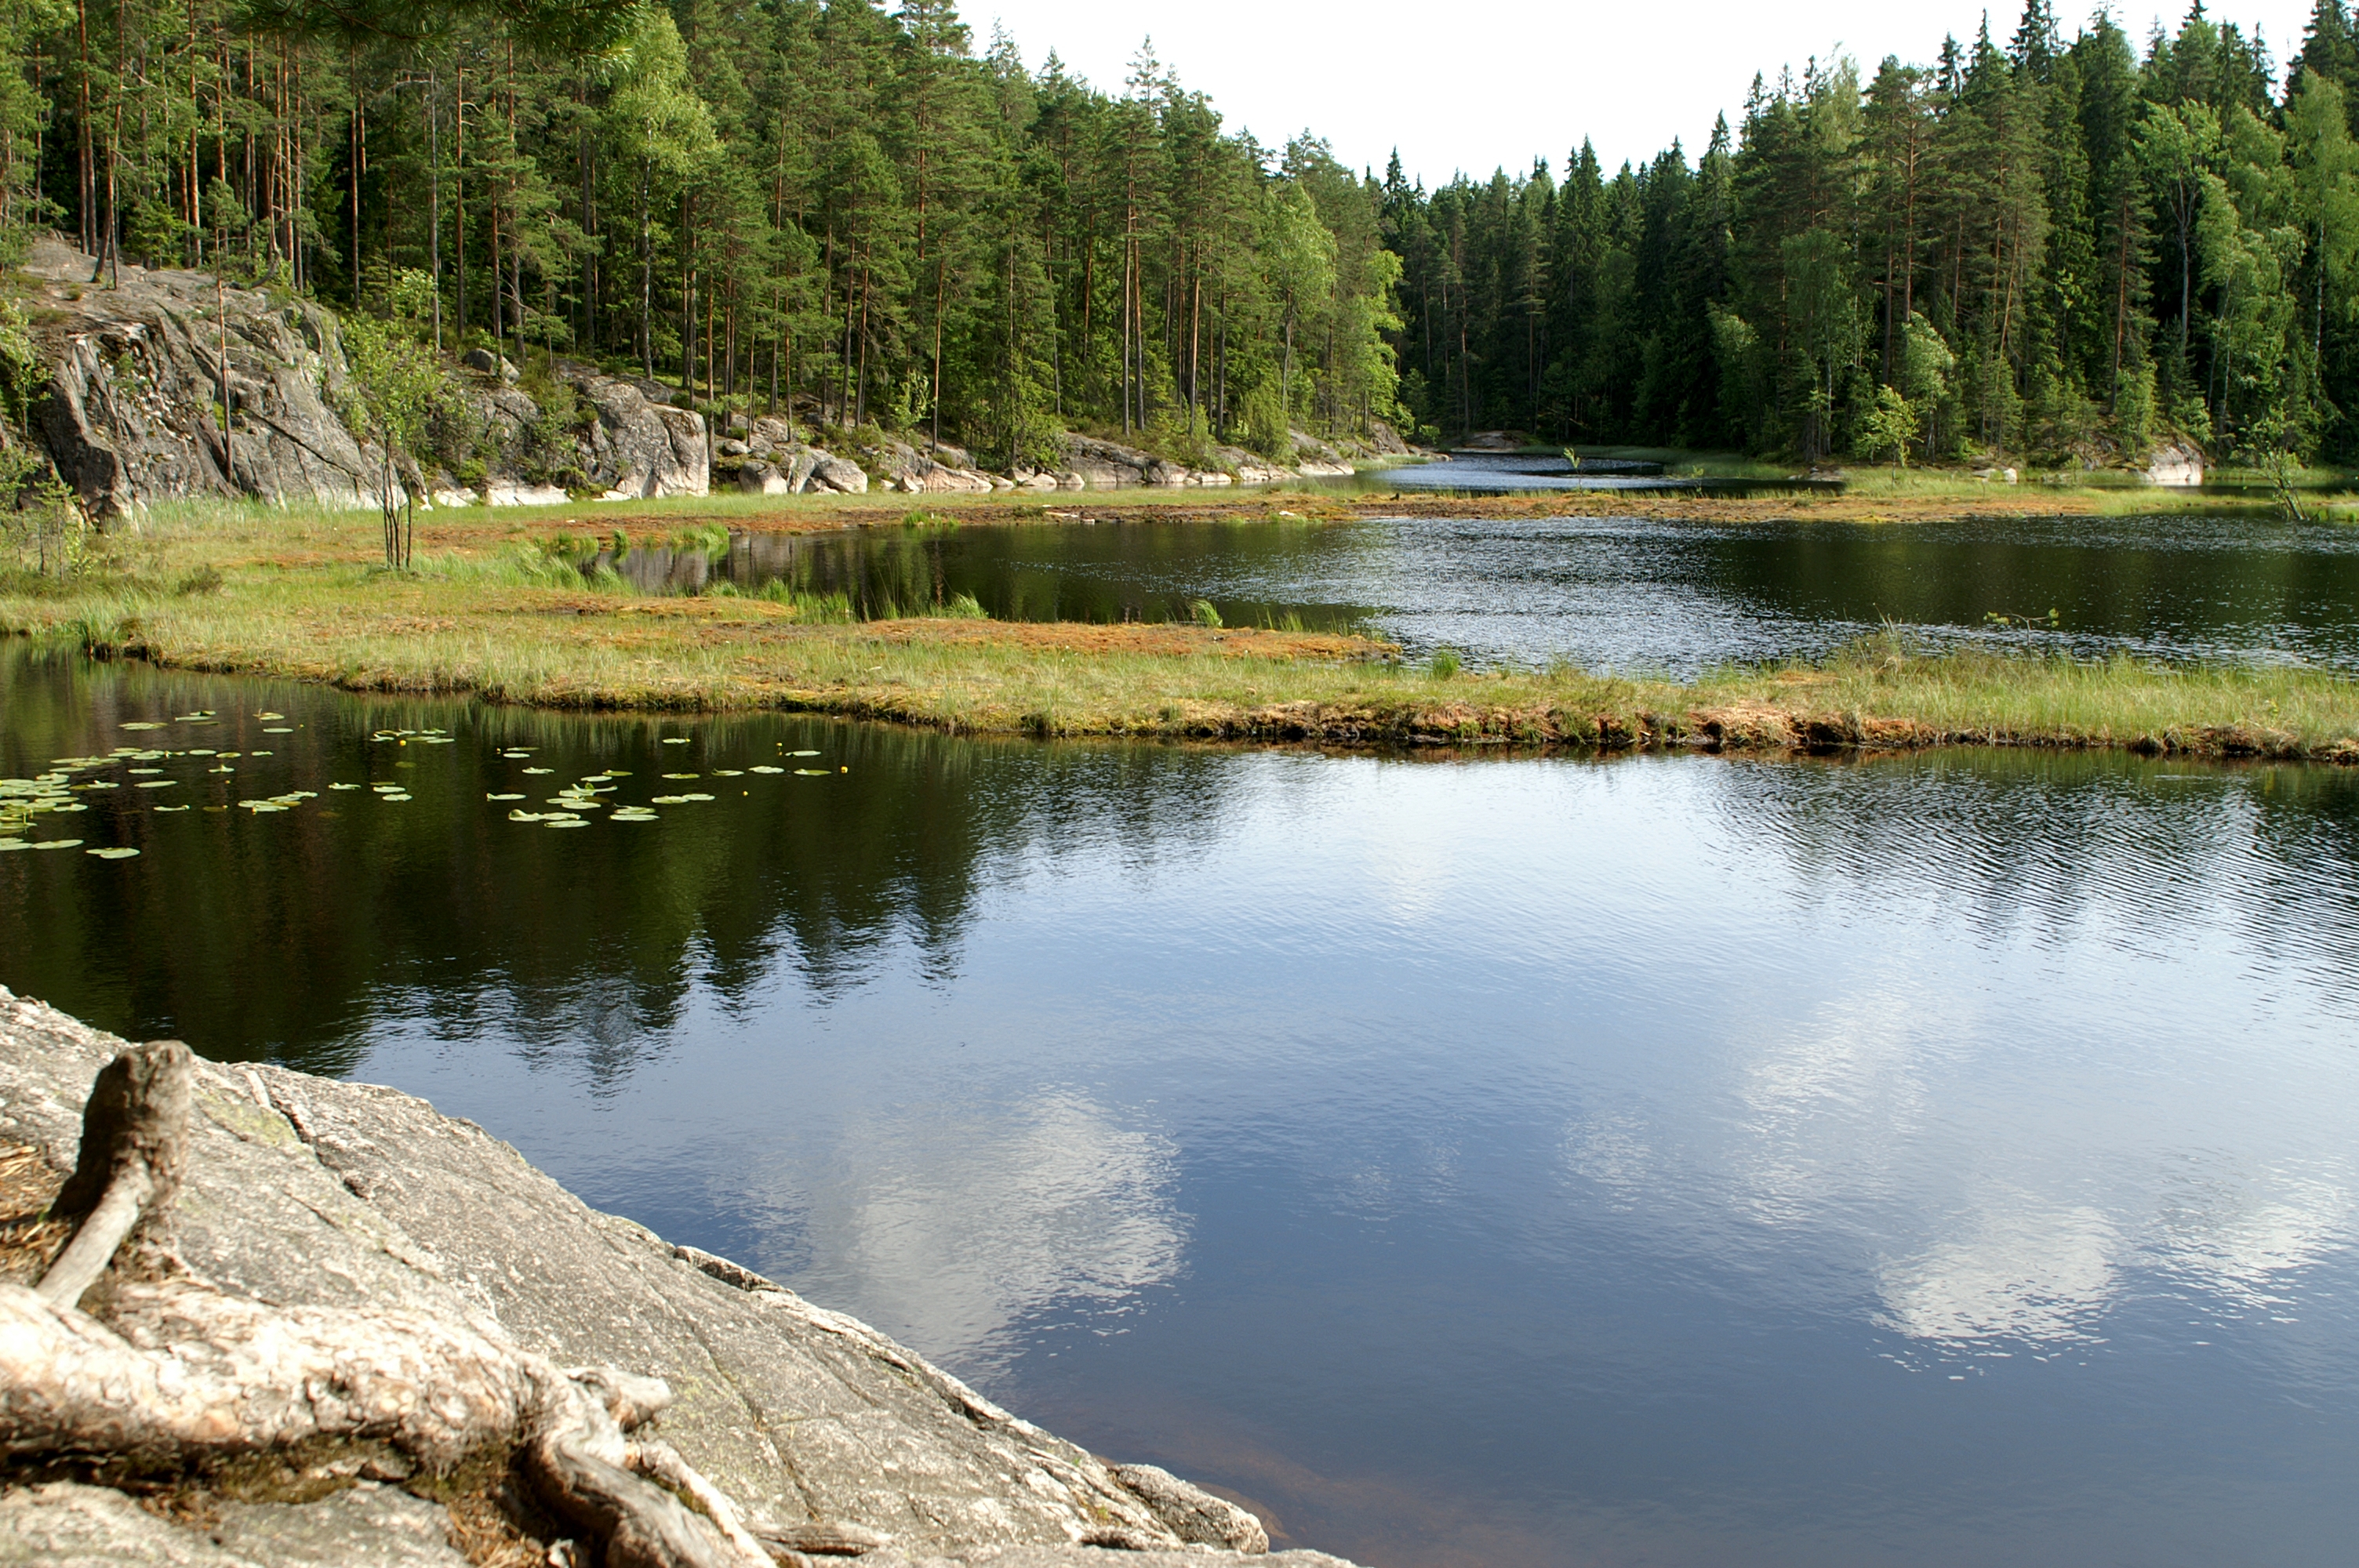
[[678, 511, 2359, 674], [753, 1088, 1184, 1379], [5, 649, 2359, 1566]]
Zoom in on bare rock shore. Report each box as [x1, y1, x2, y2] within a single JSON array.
[[0, 985, 1361, 1567]]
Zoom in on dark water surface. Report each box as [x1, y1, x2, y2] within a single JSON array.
[[700, 510, 2359, 673], [4, 648, 2356, 1566]]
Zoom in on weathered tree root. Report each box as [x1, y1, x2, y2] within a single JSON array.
[[37, 1040, 191, 1309], [0, 1043, 775, 1568]]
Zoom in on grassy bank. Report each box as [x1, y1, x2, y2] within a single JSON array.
[[2, 501, 2354, 761]]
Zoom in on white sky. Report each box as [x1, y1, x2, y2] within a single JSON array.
[[973, 0, 2317, 187]]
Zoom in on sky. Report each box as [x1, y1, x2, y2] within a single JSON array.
[[971, 0, 2320, 187]]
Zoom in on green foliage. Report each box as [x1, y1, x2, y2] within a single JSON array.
[[1188, 597, 1223, 628], [1427, 648, 1461, 681], [1856, 385, 1922, 466]]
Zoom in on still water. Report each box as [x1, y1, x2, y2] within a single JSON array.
[[683, 510, 2359, 673], [3, 647, 2354, 1566]]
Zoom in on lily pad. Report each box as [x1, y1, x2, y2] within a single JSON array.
[[120, 722, 164, 731], [136, 780, 178, 788], [30, 840, 82, 850], [0, 840, 27, 851], [188, 749, 216, 757], [329, 782, 363, 791], [488, 793, 525, 801], [678, 792, 715, 801], [750, 765, 785, 774], [153, 804, 190, 813], [713, 769, 746, 777], [128, 768, 162, 775], [523, 767, 555, 775], [257, 712, 285, 720], [649, 795, 693, 805], [379, 793, 413, 802], [662, 772, 700, 780], [790, 750, 820, 757], [794, 768, 829, 776], [661, 737, 692, 745], [544, 818, 591, 828], [87, 846, 140, 858], [263, 727, 294, 734]]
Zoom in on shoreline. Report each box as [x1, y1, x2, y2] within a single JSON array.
[[2, 503, 2356, 764]]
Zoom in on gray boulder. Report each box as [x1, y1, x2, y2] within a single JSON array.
[[576, 373, 708, 499], [810, 454, 869, 494]]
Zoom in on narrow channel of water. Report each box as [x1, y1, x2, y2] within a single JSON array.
[[4, 647, 2355, 1567], [659, 510, 2359, 673]]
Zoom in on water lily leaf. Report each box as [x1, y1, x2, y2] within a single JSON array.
[[0, 840, 27, 851], [128, 768, 162, 775], [188, 749, 216, 757], [379, 793, 413, 802], [119, 722, 164, 731], [136, 780, 178, 789], [31, 840, 82, 850], [240, 802, 289, 812], [679, 792, 714, 802], [649, 795, 692, 805], [750, 765, 785, 774], [372, 783, 404, 792], [662, 772, 699, 780], [791, 750, 820, 757], [263, 727, 293, 734], [329, 782, 362, 790], [544, 818, 590, 828], [661, 737, 691, 745], [257, 712, 285, 720], [87, 847, 140, 858], [523, 767, 555, 775], [153, 804, 190, 812], [794, 769, 829, 776], [507, 810, 551, 822], [488, 793, 525, 801], [713, 769, 745, 777]]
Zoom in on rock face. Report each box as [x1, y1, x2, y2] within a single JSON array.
[[0, 986, 1349, 1566], [21, 240, 394, 520], [2145, 441, 2205, 486], [576, 372, 710, 499], [13, 241, 712, 517]]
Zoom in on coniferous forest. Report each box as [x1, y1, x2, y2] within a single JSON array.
[[7, 0, 2359, 468]]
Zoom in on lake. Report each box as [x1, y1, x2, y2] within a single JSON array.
[[3, 508, 2357, 1566], [660, 508, 2359, 673]]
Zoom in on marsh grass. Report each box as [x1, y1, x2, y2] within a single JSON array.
[[4, 499, 2354, 757]]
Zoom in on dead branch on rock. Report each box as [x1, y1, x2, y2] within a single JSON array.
[[0, 1043, 772, 1568]]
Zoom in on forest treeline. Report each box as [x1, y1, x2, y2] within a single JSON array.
[[5, 0, 2359, 468], [1395, 0, 2359, 466]]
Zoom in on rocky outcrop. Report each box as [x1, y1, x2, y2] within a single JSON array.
[[575, 372, 710, 500], [14, 241, 1390, 517], [0, 986, 1347, 1566], [2145, 441, 2205, 486], [21, 239, 394, 519]]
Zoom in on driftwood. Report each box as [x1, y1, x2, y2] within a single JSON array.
[[0, 1042, 776, 1568]]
